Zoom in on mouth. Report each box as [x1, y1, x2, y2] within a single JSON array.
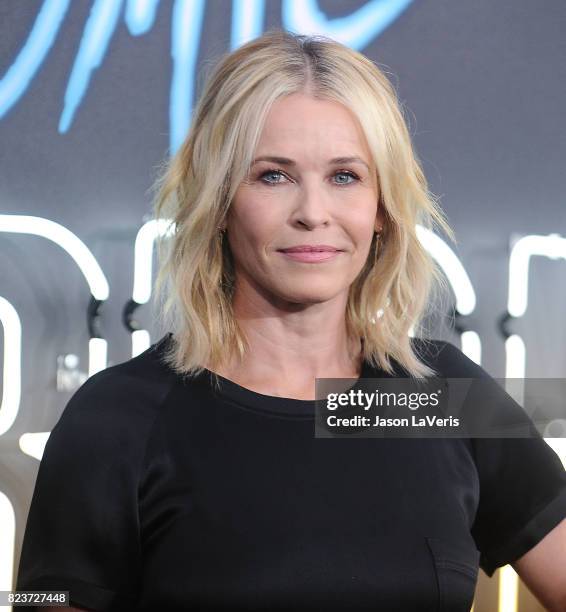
[[276, 248, 343, 263], [277, 246, 343, 253]]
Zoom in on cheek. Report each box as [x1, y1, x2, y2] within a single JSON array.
[[228, 212, 281, 264], [231, 195, 285, 243], [342, 208, 378, 244]]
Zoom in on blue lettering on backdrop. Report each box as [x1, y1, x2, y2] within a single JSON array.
[[170, 0, 206, 154], [125, 0, 160, 36], [0, 0, 70, 118], [59, 0, 123, 133], [0, 0, 414, 154], [282, 0, 414, 50]]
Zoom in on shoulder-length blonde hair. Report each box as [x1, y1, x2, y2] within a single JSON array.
[[151, 28, 456, 383]]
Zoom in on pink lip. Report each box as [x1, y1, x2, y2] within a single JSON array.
[[278, 250, 341, 263], [279, 245, 339, 253]]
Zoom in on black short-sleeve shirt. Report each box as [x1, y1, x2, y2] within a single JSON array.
[[16, 334, 566, 611]]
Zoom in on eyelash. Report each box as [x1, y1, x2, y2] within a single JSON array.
[[258, 168, 360, 187]]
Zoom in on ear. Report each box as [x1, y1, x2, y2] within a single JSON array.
[[374, 205, 386, 232]]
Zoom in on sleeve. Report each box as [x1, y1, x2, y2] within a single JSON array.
[[15, 367, 155, 610], [438, 342, 566, 577], [472, 432, 566, 577]]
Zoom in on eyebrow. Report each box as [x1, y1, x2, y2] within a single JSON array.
[[251, 155, 370, 170]]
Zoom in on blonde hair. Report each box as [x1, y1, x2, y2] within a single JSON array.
[[151, 28, 456, 384]]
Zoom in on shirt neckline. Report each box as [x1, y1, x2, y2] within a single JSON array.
[[203, 357, 384, 417], [156, 332, 394, 417]]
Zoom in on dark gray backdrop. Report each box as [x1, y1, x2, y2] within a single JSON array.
[[1, 0, 565, 584]]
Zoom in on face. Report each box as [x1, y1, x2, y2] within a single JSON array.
[[225, 92, 384, 308]]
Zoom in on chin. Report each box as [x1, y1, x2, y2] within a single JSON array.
[[274, 285, 347, 305]]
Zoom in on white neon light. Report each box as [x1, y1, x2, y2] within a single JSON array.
[[0, 215, 109, 301], [1, 214, 110, 375], [0, 297, 22, 437], [505, 234, 566, 417], [128, 219, 175, 357], [415, 225, 481, 366], [498, 564, 518, 612], [0, 491, 16, 599], [416, 225, 476, 316], [544, 439, 566, 470], [133, 218, 175, 304], [508, 234, 566, 318], [505, 335, 526, 381], [460, 331, 481, 365], [88, 337, 108, 377], [132, 329, 151, 357], [19, 432, 50, 461]]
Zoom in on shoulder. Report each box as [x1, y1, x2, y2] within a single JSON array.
[[74, 333, 176, 401], [47, 334, 179, 452], [409, 337, 489, 378]]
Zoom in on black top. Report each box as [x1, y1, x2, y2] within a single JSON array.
[[16, 334, 566, 611]]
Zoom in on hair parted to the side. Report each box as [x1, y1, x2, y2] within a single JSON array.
[[150, 28, 457, 385]]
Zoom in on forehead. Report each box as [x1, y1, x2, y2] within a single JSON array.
[[256, 94, 370, 155]]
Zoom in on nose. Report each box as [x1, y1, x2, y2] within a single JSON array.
[[289, 182, 332, 230]]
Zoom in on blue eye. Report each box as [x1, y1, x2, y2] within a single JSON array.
[[334, 171, 358, 185], [260, 169, 286, 184], [258, 168, 359, 186]]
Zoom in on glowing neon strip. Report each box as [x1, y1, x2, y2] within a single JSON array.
[[133, 218, 175, 304], [0, 297, 22, 437], [0, 214, 109, 300], [59, 0, 123, 132], [0, 491, 16, 596], [0, 214, 110, 376], [460, 330, 481, 365], [508, 233, 566, 317], [415, 226, 481, 368], [0, 0, 70, 119], [282, 0, 414, 49], [505, 335, 526, 381], [505, 234, 566, 402], [130, 219, 175, 356], [132, 328, 151, 356], [19, 432, 51, 462], [88, 337, 108, 376], [416, 225, 476, 316], [169, 0, 206, 154], [545, 439, 566, 470], [231, 0, 266, 49], [498, 564, 518, 612], [125, 0, 160, 35]]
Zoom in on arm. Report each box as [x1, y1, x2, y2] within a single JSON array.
[[511, 518, 566, 612]]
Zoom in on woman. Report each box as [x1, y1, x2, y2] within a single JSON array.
[[17, 29, 566, 611]]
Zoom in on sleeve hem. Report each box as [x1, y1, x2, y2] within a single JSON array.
[[16, 573, 126, 610], [480, 485, 566, 577]]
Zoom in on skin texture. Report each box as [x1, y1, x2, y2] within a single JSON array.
[[216, 92, 384, 399]]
